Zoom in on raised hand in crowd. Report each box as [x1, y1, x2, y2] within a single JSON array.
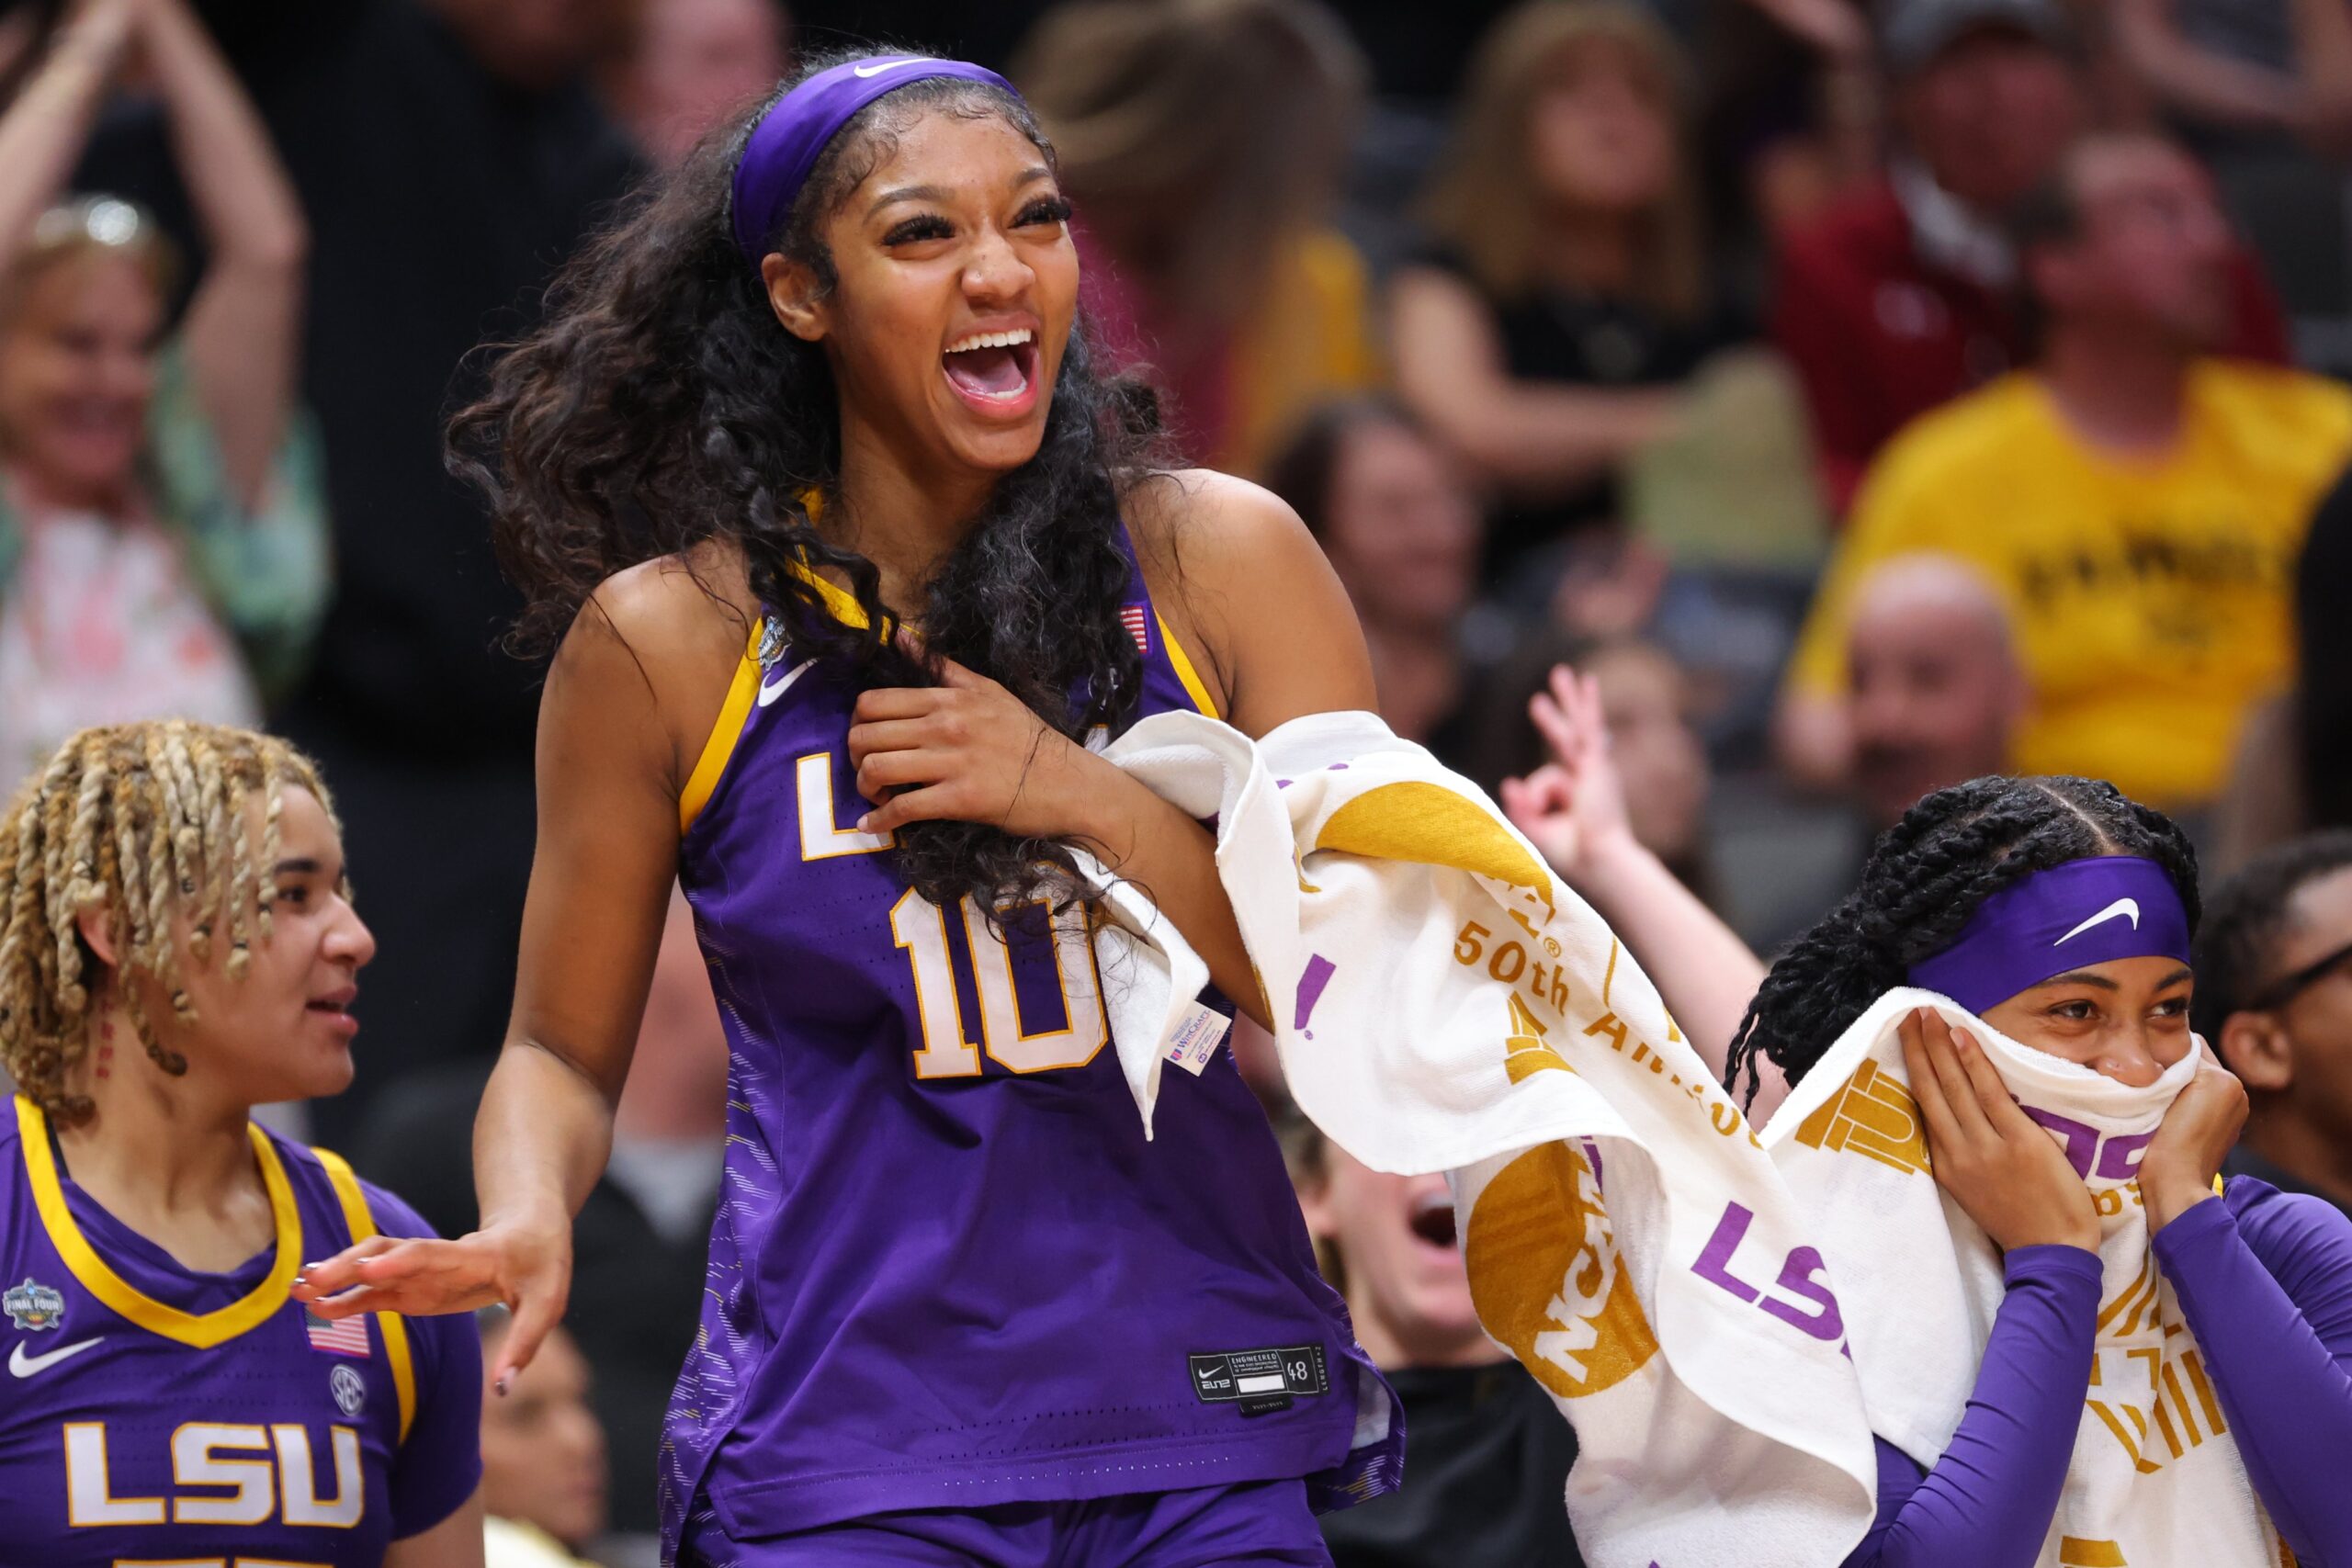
[[1500, 661, 1786, 1120], [0, 0, 322, 788], [0, 0, 143, 253]]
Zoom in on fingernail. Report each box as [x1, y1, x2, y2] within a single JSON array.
[[855, 815, 870, 831]]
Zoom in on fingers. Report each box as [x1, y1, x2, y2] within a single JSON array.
[[1575, 672, 1612, 750], [1948, 1024, 2025, 1130], [1528, 689, 1577, 765], [1547, 662, 1582, 723], [892, 626, 997, 694], [852, 688, 942, 723], [1530, 665, 1601, 773], [1900, 1010, 1969, 1168], [860, 747, 950, 808], [299, 1238, 500, 1320], [1498, 775, 1532, 823], [929, 651, 998, 692], [1919, 1014, 1996, 1143], [290, 1234, 396, 1301], [844, 717, 932, 761], [492, 1288, 563, 1398], [854, 747, 944, 800], [859, 784, 955, 836]]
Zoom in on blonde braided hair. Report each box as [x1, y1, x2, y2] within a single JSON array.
[[0, 721, 338, 1126]]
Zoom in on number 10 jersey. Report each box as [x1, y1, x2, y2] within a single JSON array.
[[662, 536, 1400, 1553]]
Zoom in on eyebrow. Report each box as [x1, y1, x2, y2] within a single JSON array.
[[865, 167, 1056, 219], [271, 858, 326, 877], [2031, 970, 2119, 992], [867, 183, 950, 216], [2029, 964, 2193, 993]]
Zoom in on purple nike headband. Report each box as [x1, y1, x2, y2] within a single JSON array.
[[1905, 856, 2193, 1015], [730, 56, 1023, 265]]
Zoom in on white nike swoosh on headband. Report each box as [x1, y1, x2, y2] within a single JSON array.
[[2054, 897, 2141, 946], [853, 58, 935, 78]]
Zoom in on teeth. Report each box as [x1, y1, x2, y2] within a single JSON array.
[[944, 327, 1034, 355]]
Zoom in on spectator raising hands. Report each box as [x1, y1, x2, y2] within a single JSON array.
[[1500, 661, 1785, 1120], [0, 0, 325, 788]]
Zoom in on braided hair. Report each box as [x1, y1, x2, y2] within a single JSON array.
[[1724, 775, 2200, 1104], [0, 721, 337, 1126]]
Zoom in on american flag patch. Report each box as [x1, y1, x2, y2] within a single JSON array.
[[304, 1307, 370, 1358], [1120, 605, 1148, 654]]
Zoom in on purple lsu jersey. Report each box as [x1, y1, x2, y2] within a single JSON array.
[[664, 536, 1400, 1553], [0, 1096, 481, 1565]]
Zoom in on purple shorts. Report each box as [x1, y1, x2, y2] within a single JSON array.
[[680, 1477, 1333, 1567]]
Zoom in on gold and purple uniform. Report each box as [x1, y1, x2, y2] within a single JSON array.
[[0, 1097, 481, 1565], [664, 533, 1401, 1556]]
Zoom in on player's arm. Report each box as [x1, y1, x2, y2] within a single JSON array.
[[385, 1485, 486, 1568], [1136, 468, 1378, 739], [1092, 470, 1378, 1016], [297, 558, 741, 1383]]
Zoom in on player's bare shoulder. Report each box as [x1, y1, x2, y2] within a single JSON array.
[[551, 540, 761, 788], [1121, 468, 1325, 596], [1120, 468, 1372, 729]]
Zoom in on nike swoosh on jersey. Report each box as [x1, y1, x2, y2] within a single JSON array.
[[9, 1337, 102, 1377], [758, 657, 819, 708], [2055, 897, 2142, 946], [853, 58, 933, 78]]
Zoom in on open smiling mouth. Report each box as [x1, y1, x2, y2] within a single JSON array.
[[943, 327, 1038, 408], [1409, 1190, 1459, 1249]]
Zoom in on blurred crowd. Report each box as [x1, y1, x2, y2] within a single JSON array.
[[5, 0, 2352, 1562]]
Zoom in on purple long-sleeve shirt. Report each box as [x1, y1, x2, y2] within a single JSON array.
[[1845, 1178, 2352, 1568]]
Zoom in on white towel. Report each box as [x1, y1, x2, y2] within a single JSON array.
[[1764, 988, 2286, 1568], [1088, 709, 1879, 1568]]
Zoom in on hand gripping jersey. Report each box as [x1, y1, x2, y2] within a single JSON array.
[[0, 1097, 482, 1565], [664, 532, 1401, 1553]]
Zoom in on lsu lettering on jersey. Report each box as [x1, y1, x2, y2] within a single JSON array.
[[0, 1096, 481, 1565], [665, 532, 1401, 1554]]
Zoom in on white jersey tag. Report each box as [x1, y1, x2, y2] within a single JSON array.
[[1164, 1000, 1230, 1076]]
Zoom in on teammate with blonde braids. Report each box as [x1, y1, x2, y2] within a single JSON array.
[[0, 720, 484, 1567]]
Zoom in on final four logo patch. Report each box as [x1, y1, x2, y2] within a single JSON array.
[[4, 1278, 64, 1331]]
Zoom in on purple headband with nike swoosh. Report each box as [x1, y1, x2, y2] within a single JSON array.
[[1905, 856, 2194, 1014], [729, 56, 1023, 265]]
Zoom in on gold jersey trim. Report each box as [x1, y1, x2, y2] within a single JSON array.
[[312, 1145, 418, 1442], [17, 1095, 302, 1349]]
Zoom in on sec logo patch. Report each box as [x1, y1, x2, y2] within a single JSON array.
[[330, 1362, 366, 1416]]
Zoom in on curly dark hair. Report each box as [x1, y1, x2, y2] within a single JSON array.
[[1724, 775, 2202, 1103], [447, 47, 1165, 918]]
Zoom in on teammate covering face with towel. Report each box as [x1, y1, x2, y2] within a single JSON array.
[[292, 46, 1400, 1568], [1732, 775, 2352, 1567]]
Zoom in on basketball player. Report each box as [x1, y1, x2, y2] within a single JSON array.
[[1726, 776, 2352, 1564], [0, 721, 483, 1566], [294, 51, 1401, 1567]]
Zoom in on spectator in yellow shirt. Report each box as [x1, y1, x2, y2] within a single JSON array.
[[1779, 132, 2352, 812]]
